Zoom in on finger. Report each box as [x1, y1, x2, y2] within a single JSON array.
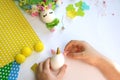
[[36, 73, 40, 80], [51, 49, 56, 55], [76, 45, 85, 52], [43, 58, 50, 71], [64, 40, 87, 52], [64, 40, 82, 51], [80, 41, 88, 47], [39, 62, 43, 72], [64, 40, 74, 51], [57, 64, 67, 78], [36, 63, 40, 74], [36, 64, 40, 80], [63, 51, 69, 56], [67, 52, 86, 59], [36, 62, 43, 80]]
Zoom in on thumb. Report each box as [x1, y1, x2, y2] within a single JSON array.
[[57, 64, 67, 78]]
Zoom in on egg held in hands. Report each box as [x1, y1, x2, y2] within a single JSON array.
[[50, 53, 65, 70]]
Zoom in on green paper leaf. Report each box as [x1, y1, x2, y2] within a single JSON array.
[[77, 8, 85, 16], [30, 0, 42, 4], [66, 4, 75, 11], [52, 5, 56, 10], [75, 0, 83, 7]]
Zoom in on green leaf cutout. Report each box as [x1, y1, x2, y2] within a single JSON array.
[[77, 8, 85, 16], [75, 0, 83, 7], [66, 4, 75, 11]]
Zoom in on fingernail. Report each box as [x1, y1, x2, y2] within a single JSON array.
[[64, 64, 67, 68], [63, 53, 66, 56], [63, 51, 69, 56]]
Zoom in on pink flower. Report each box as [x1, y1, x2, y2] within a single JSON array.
[[31, 12, 39, 17]]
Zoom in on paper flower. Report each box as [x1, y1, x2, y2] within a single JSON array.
[[66, 4, 75, 11], [75, 1, 90, 11], [77, 8, 84, 16], [75, 0, 83, 7], [67, 10, 77, 19], [66, 0, 90, 19], [82, 2, 90, 10], [66, 4, 77, 19]]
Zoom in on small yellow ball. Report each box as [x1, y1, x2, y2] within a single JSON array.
[[15, 54, 26, 64], [21, 47, 32, 57], [34, 42, 44, 52]]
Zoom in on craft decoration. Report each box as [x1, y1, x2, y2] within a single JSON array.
[[15, 41, 44, 64], [34, 42, 44, 52], [66, 0, 90, 19], [40, 9, 59, 31], [0, 61, 20, 80], [31, 5, 39, 17], [21, 47, 32, 57], [0, 0, 44, 79], [31, 47, 65, 72], [15, 54, 26, 64], [16, 0, 62, 31], [50, 48, 65, 70], [0, 0, 44, 67], [8, 61, 20, 80], [31, 63, 38, 73]]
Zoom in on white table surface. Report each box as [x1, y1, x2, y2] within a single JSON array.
[[17, 0, 120, 80]]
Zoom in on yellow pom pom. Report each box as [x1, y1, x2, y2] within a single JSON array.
[[21, 47, 32, 57], [34, 42, 44, 52], [15, 54, 26, 64]]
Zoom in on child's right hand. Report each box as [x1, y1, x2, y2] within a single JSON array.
[[64, 40, 103, 66]]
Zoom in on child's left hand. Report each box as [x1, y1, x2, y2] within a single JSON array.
[[36, 58, 67, 80]]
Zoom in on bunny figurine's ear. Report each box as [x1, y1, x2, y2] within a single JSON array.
[[48, 4, 52, 9], [51, 49, 56, 55]]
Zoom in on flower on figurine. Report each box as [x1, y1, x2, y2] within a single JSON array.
[[19, 0, 26, 6], [31, 5, 39, 17], [17, 0, 61, 32], [67, 10, 77, 19]]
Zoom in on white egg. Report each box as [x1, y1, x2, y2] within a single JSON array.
[[40, 9, 56, 23], [50, 53, 65, 70]]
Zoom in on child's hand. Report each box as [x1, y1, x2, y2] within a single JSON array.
[[36, 58, 67, 80], [64, 40, 103, 66]]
